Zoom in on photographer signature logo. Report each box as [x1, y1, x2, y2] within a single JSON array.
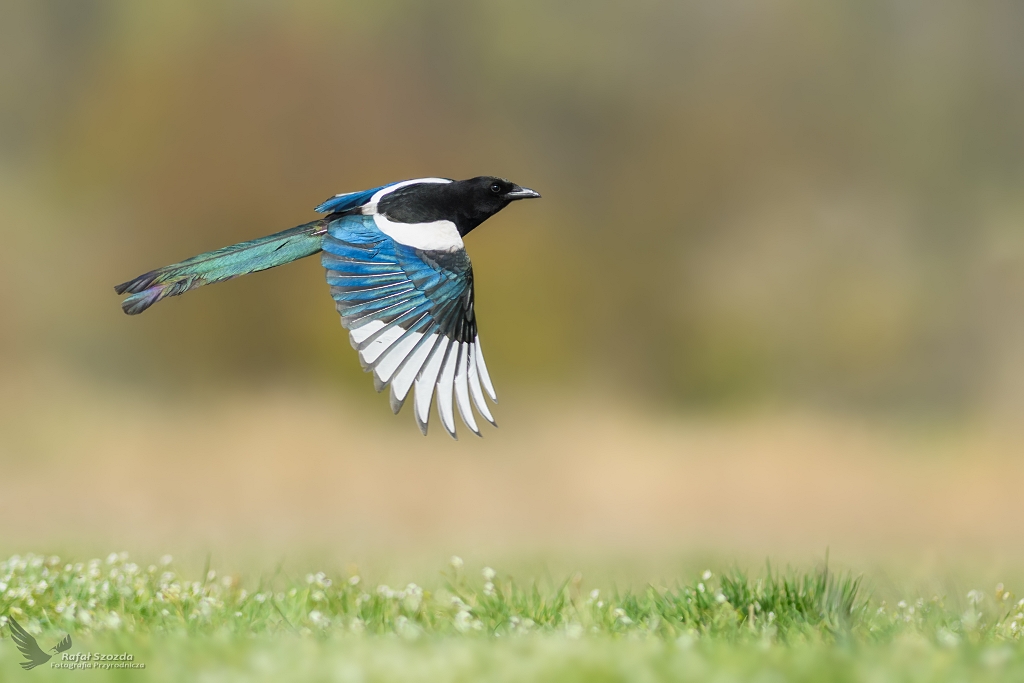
[[5, 615, 145, 672], [7, 617, 71, 670]]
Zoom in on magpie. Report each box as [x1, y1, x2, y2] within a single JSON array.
[[114, 177, 540, 438]]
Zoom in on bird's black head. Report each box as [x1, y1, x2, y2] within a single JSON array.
[[377, 176, 540, 236]]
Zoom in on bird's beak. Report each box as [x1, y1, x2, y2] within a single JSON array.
[[506, 186, 541, 200]]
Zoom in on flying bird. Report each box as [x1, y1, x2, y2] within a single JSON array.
[[115, 177, 540, 438], [7, 616, 72, 670]]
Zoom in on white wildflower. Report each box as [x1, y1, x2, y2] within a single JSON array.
[[348, 575, 361, 586], [589, 589, 600, 601], [450, 556, 464, 570], [159, 555, 173, 566], [396, 615, 421, 640], [702, 570, 712, 581], [454, 610, 474, 633], [968, 590, 984, 605], [482, 567, 496, 581], [483, 582, 496, 597], [404, 583, 423, 611]]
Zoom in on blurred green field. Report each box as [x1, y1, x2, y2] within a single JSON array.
[[2, 552, 1024, 681], [6, 635, 1024, 683], [3, 370, 1024, 679]]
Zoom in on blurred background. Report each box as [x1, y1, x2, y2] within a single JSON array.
[[1, 0, 1023, 576]]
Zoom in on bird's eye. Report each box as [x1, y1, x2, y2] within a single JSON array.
[[490, 183, 502, 194]]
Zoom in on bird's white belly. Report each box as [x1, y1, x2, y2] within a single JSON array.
[[372, 214, 464, 251]]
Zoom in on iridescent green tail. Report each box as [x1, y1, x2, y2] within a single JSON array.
[[115, 220, 326, 315]]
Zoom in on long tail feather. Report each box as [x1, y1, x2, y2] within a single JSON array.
[[115, 219, 327, 315]]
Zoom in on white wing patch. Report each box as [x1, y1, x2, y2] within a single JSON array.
[[371, 214, 464, 252], [435, 343, 459, 437], [475, 336, 497, 402], [358, 325, 405, 366], [453, 342, 479, 435], [468, 344, 495, 425], [375, 330, 424, 384], [352, 323, 497, 438], [390, 333, 438, 403], [414, 337, 449, 433], [349, 319, 385, 347]]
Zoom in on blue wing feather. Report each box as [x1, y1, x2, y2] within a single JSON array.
[[321, 214, 493, 437], [314, 185, 391, 214]]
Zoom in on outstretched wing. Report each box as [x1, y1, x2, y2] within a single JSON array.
[[8, 617, 52, 670], [53, 633, 72, 653], [322, 215, 497, 438]]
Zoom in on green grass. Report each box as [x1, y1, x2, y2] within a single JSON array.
[[1, 552, 1022, 681]]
